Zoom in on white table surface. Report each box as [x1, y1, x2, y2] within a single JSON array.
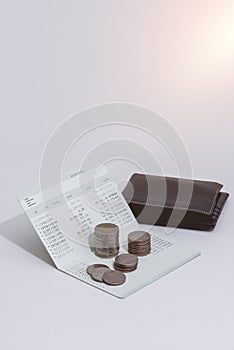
[[0, 1, 234, 349]]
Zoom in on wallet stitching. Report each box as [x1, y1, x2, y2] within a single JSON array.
[[129, 185, 222, 215], [203, 184, 222, 214]]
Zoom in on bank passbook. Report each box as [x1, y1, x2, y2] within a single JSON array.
[[19, 168, 200, 298]]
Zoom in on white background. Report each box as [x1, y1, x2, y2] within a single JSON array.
[[0, 1, 233, 349]]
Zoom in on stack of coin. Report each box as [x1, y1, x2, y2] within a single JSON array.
[[114, 253, 138, 272], [93, 223, 119, 258], [128, 231, 151, 256], [87, 264, 126, 286]]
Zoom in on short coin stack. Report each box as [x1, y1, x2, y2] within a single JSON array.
[[128, 231, 151, 256], [93, 223, 119, 258], [114, 253, 138, 272], [87, 264, 126, 286]]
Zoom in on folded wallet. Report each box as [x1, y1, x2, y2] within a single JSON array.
[[122, 174, 229, 231]]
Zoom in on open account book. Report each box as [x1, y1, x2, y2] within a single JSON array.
[[19, 168, 200, 298]]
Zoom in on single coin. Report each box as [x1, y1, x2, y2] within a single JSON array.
[[102, 270, 126, 286], [86, 264, 110, 276], [91, 267, 110, 282]]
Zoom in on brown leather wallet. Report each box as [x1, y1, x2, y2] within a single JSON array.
[[122, 174, 229, 231]]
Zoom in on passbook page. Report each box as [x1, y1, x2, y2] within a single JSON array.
[[19, 167, 139, 269], [19, 167, 200, 298]]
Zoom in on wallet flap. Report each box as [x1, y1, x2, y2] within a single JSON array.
[[123, 174, 223, 215]]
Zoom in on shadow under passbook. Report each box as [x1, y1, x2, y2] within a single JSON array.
[[0, 213, 54, 267]]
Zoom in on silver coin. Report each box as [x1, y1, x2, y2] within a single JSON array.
[[102, 270, 126, 286], [91, 267, 110, 282], [86, 264, 110, 276]]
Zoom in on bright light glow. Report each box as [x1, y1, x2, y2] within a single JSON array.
[[200, 7, 234, 74]]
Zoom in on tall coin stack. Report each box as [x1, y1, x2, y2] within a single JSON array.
[[94, 223, 119, 258], [128, 231, 151, 256]]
